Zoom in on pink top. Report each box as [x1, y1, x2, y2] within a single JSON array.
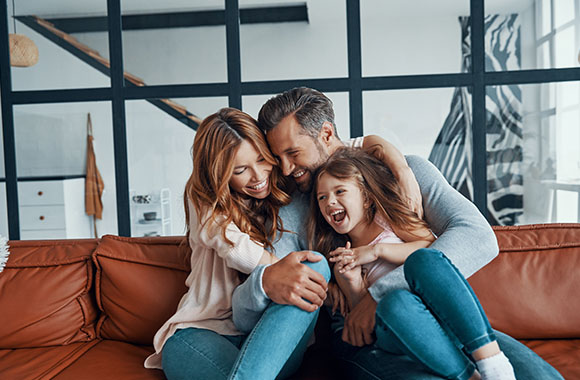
[[145, 200, 265, 369], [362, 219, 404, 286]]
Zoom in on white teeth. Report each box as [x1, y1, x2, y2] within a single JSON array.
[[330, 210, 344, 216], [293, 170, 306, 178], [250, 179, 267, 190]]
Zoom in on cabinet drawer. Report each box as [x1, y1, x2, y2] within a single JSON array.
[[20, 229, 67, 240], [19, 205, 66, 230], [18, 181, 65, 206]]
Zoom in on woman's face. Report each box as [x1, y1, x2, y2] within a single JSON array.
[[229, 139, 273, 199]]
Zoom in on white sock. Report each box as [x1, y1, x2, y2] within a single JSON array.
[[476, 352, 516, 380]]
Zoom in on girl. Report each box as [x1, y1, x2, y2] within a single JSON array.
[[308, 147, 516, 380], [145, 108, 327, 380]]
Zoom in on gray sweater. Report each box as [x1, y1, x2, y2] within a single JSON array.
[[232, 155, 499, 333]]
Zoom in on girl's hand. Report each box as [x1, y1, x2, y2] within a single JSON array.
[[327, 282, 349, 316], [329, 242, 378, 273]]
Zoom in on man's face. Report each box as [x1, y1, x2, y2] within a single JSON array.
[[266, 114, 329, 193]]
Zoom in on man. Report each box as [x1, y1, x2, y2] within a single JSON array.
[[233, 87, 562, 379]]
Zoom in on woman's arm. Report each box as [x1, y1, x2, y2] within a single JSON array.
[[362, 135, 423, 218], [258, 250, 279, 265]]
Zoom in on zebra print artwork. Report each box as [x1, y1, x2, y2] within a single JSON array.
[[429, 15, 523, 225]]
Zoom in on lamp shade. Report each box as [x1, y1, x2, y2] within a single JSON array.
[[9, 34, 39, 67]]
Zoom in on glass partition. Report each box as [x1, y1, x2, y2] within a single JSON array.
[[240, 0, 348, 81], [125, 97, 226, 237], [361, 0, 469, 76], [13, 101, 116, 239], [9, 0, 110, 90], [121, 1, 227, 86]]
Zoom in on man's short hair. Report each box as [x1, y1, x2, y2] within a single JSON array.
[[258, 87, 338, 139]]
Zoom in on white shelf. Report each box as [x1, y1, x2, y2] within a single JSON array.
[[130, 188, 171, 237]]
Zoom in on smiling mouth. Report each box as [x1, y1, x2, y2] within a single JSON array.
[[293, 169, 306, 179], [330, 209, 346, 223], [249, 179, 268, 191]]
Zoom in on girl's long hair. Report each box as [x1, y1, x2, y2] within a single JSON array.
[[184, 108, 291, 252], [307, 147, 428, 256]]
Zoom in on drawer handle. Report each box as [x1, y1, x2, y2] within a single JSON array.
[[39, 215, 45, 221], [38, 191, 44, 196]]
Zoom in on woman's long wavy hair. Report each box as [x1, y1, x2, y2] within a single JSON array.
[[307, 147, 428, 257], [184, 108, 291, 252]]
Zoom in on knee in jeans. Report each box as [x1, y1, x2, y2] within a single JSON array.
[[376, 289, 415, 328], [304, 252, 331, 282], [404, 248, 444, 282]]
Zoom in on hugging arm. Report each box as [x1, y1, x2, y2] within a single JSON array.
[[367, 155, 499, 301], [363, 135, 423, 218]]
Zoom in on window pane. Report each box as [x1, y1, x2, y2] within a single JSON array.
[[554, 26, 576, 67], [125, 97, 226, 237], [554, 0, 575, 28], [13, 101, 117, 239], [488, 82, 580, 225], [537, 0, 552, 37], [537, 40, 551, 69], [242, 92, 350, 141], [121, 1, 227, 86], [10, 0, 110, 91], [363, 88, 459, 157], [239, 0, 347, 81], [361, 0, 469, 76]]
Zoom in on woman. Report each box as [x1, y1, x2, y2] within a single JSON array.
[[144, 108, 329, 380]]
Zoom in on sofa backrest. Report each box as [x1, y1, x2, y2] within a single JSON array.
[[0, 239, 99, 348], [93, 235, 190, 345], [469, 223, 580, 339]]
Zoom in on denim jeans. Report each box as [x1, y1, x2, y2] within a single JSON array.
[[330, 248, 564, 380], [161, 257, 331, 380]]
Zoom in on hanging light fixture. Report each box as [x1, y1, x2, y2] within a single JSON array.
[[9, 0, 38, 67]]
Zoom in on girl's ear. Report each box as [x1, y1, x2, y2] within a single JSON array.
[[363, 191, 373, 208]]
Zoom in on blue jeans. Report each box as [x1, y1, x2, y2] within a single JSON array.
[[161, 258, 331, 380], [330, 248, 563, 380]]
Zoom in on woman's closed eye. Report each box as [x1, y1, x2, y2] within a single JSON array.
[[233, 167, 246, 175]]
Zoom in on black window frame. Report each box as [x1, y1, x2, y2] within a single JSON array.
[[2, 0, 580, 240]]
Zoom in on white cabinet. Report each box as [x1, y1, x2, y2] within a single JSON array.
[[130, 188, 171, 237], [18, 178, 92, 239]]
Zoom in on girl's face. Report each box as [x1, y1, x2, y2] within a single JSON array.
[[229, 139, 273, 199], [316, 173, 369, 236]]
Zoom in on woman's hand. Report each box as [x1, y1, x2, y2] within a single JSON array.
[[329, 242, 378, 273], [326, 282, 349, 316]]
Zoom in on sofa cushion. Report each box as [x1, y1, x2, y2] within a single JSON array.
[[522, 339, 580, 380], [0, 239, 98, 348], [93, 235, 190, 345], [52, 341, 165, 380], [469, 224, 580, 339], [0, 341, 99, 380]]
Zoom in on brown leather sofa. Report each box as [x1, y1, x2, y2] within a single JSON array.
[[1, 224, 578, 380]]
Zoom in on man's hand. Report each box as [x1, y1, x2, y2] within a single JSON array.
[[262, 251, 328, 312], [342, 292, 377, 347], [395, 166, 423, 219]]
